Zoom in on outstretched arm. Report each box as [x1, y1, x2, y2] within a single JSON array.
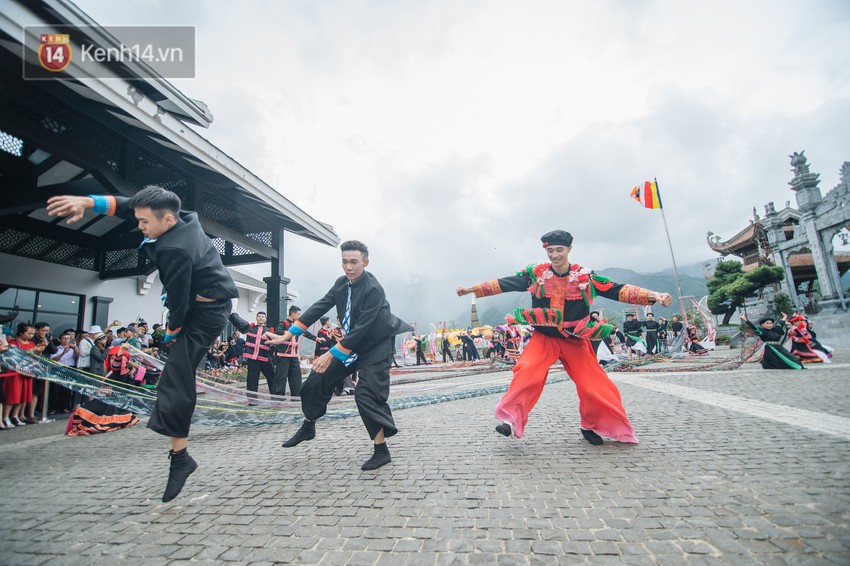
[[597, 282, 672, 307], [48, 194, 135, 223], [457, 273, 531, 298], [263, 330, 293, 345], [740, 314, 761, 336], [46, 195, 95, 224]]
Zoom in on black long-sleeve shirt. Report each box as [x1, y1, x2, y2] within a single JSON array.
[[745, 319, 787, 343], [293, 271, 411, 357], [622, 319, 644, 337], [100, 195, 238, 333]]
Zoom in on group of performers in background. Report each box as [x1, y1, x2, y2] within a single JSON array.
[[620, 311, 705, 358], [228, 309, 350, 398], [743, 312, 833, 369]]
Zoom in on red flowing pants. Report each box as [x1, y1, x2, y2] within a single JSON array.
[[494, 332, 638, 443]]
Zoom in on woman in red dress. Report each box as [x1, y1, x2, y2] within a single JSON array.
[[3, 323, 37, 427]]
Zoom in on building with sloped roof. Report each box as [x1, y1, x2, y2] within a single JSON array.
[[0, 0, 338, 333], [707, 152, 850, 313]]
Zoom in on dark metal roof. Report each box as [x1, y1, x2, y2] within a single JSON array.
[[0, 0, 339, 279]]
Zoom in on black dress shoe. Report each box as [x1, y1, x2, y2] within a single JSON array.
[[581, 428, 604, 445], [282, 420, 316, 447], [162, 449, 198, 503]]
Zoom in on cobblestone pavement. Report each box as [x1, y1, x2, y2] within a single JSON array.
[[1, 353, 849, 565]]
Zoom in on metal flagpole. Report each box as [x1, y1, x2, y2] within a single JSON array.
[[655, 178, 689, 329]]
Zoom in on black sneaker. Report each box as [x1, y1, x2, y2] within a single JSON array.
[[495, 422, 513, 437], [581, 428, 603, 445], [282, 420, 316, 447]]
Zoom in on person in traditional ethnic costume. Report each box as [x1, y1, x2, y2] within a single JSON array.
[[622, 313, 646, 359], [504, 325, 521, 360], [806, 320, 833, 361], [657, 317, 669, 354], [48, 186, 238, 503], [670, 316, 683, 338], [65, 399, 140, 437], [588, 312, 618, 366], [686, 326, 709, 356], [230, 312, 279, 397], [441, 335, 455, 362], [741, 313, 803, 370], [414, 334, 429, 365], [271, 306, 317, 397], [106, 342, 141, 385], [643, 313, 661, 355], [456, 230, 672, 445], [787, 315, 823, 363], [314, 317, 337, 361], [588, 312, 603, 354], [463, 332, 480, 361], [265, 241, 412, 470]]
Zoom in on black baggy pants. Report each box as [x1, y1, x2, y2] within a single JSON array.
[[300, 338, 396, 440], [416, 349, 428, 365], [147, 299, 230, 438], [442, 347, 454, 362], [246, 358, 277, 398], [274, 355, 302, 396]]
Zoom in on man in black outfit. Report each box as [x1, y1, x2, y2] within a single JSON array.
[[48, 186, 238, 502], [414, 334, 429, 365], [441, 335, 454, 362], [264, 240, 411, 471]]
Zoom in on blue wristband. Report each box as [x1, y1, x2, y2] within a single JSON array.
[[289, 325, 304, 338], [329, 345, 348, 362], [89, 194, 110, 215], [164, 329, 182, 343]]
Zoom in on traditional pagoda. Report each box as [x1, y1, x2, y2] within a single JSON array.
[[707, 153, 850, 312]]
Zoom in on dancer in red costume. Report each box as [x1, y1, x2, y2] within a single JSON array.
[[456, 230, 672, 445], [787, 315, 824, 363]]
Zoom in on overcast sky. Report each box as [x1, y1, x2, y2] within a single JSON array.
[[77, 0, 850, 325]]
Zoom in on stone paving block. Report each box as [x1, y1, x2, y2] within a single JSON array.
[[342, 537, 370, 551], [435, 553, 468, 566], [4, 555, 50, 566], [295, 549, 328, 563], [504, 539, 533, 554]]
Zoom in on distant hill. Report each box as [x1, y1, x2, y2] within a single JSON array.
[[456, 264, 710, 328]]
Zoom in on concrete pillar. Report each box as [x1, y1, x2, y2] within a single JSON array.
[[802, 213, 835, 298]]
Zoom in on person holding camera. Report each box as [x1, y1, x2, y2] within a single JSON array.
[[49, 330, 78, 413]]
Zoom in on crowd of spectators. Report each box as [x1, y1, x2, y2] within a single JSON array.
[[205, 331, 245, 370], [0, 317, 168, 430]]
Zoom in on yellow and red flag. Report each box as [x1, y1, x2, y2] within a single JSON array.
[[630, 180, 662, 210]]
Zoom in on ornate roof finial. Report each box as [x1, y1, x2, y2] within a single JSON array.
[[789, 151, 809, 175]]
